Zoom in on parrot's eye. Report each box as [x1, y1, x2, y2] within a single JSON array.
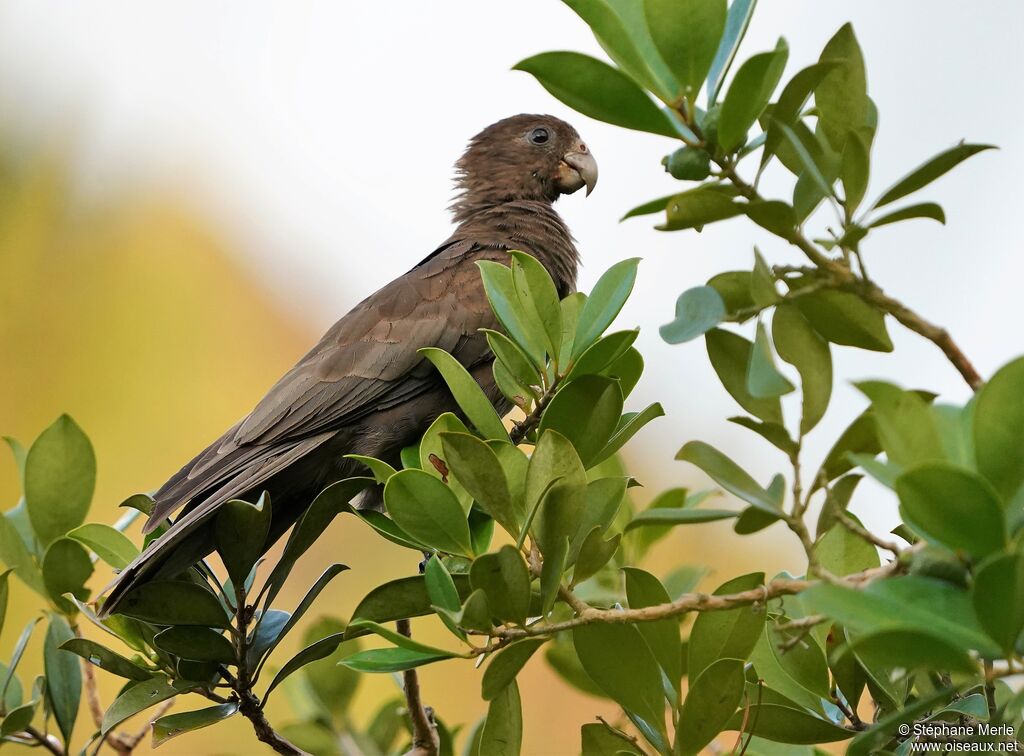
[[528, 127, 550, 145]]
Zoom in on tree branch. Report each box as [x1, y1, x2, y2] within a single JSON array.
[[23, 726, 64, 756], [397, 619, 439, 756]]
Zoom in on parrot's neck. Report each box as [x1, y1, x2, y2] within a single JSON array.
[[454, 200, 579, 295]]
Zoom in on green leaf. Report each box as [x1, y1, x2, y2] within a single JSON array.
[[115, 580, 231, 628], [566, 330, 638, 380], [341, 646, 451, 673], [526, 430, 587, 557], [728, 417, 797, 457], [42, 537, 93, 608], [102, 676, 189, 736], [725, 703, 853, 744], [843, 627, 976, 674], [479, 678, 522, 756], [974, 356, 1024, 501], [644, 0, 727, 99], [482, 639, 546, 701], [344, 455, 397, 484], [749, 249, 777, 308], [25, 415, 96, 547], [539, 375, 623, 468], [573, 623, 666, 731], [874, 143, 996, 208], [347, 575, 471, 633], [59, 638, 152, 681], [747, 320, 794, 399], [719, 39, 789, 151], [0, 570, 9, 638], [777, 122, 835, 199], [841, 132, 870, 213], [592, 403, 664, 466], [539, 538, 568, 616], [677, 441, 780, 514], [815, 23, 869, 152], [215, 492, 271, 586], [44, 615, 81, 747], [658, 188, 743, 231], [621, 194, 674, 221], [815, 520, 879, 577], [745, 201, 797, 237], [513, 52, 677, 137], [152, 703, 239, 747], [677, 658, 745, 754], [300, 617, 361, 717], [0, 698, 38, 738], [384, 469, 474, 556], [660, 286, 725, 344], [706, 0, 757, 104], [801, 576, 1000, 656], [420, 348, 508, 440], [688, 572, 765, 679], [571, 527, 620, 586], [478, 260, 547, 368], [510, 251, 562, 364], [793, 289, 892, 352], [580, 721, 643, 755], [470, 545, 531, 626], [623, 568, 681, 690], [263, 632, 347, 701], [761, 61, 841, 169], [773, 304, 832, 433], [483, 329, 541, 398], [706, 328, 783, 423], [973, 553, 1024, 654], [573, 258, 640, 359], [896, 463, 1005, 558], [601, 346, 644, 400], [845, 686, 957, 756], [152, 626, 236, 663], [425, 555, 464, 640], [625, 507, 738, 530], [869, 202, 946, 229], [0, 620, 35, 710], [66, 524, 139, 570], [855, 382, 944, 469], [440, 433, 520, 538], [0, 513, 45, 596]]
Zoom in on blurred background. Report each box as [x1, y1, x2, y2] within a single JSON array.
[[0, 1, 1020, 753]]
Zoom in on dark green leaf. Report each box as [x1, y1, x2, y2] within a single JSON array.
[[151, 703, 239, 747], [973, 553, 1024, 654], [794, 289, 892, 352], [592, 403, 664, 466], [727, 417, 797, 456], [974, 356, 1024, 501], [815, 23, 869, 152], [816, 410, 879, 485], [59, 638, 153, 681], [844, 627, 975, 674], [539, 375, 623, 467], [896, 463, 1005, 558], [725, 703, 853, 744], [573, 623, 665, 731], [513, 52, 678, 137], [623, 568, 681, 690], [66, 524, 138, 570], [747, 320, 794, 399], [25, 415, 95, 546], [441, 433, 520, 538], [483, 330, 541, 398], [115, 580, 230, 628], [706, 0, 756, 104], [527, 430, 587, 556], [580, 721, 643, 755], [384, 469, 473, 556], [658, 188, 743, 231], [482, 639, 545, 701], [341, 646, 451, 673], [621, 194, 674, 221], [706, 328, 783, 423], [539, 538, 568, 616], [777, 122, 835, 199], [845, 686, 957, 756], [874, 143, 996, 208], [573, 258, 640, 359], [42, 537, 93, 608], [660, 286, 725, 344], [841, 132, 870, 213], [479, 678, 522, 756], [571, 527, 620, 586], [420, 348, 508, 441], [215, 492, 271, 586], [153, 627, 236, 664], [625, 507, 738, 530], [677, 441, 780, 514], [719, 39, 789, 151], [263, 632, 347, 701], [677, 658, 745, 754], [773, 304, 832, 433], [644, 0, 727, 99], [44, 615, 81, 747], [761, 61, 841, 169], [470, 546, 532, 626], [567, 330, 638, 380], [102, 677, 189, 735], [688, 572, 765, 679], [348, 575, 471, 633], [869, 202, 945, 228]]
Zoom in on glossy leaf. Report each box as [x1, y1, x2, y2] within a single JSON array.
[[510, 251, 562, 363], [706, 0, 757, 104], [344, 455, 397, 484], [660, 286, 725, 344], [526, 430, 587, 556], [644, 0, 727, 99], [677, 658, 745, 754], [658, 188, 743, 231], [24, 415, 95, 546], [566, 330, 638, 380], [815, 520, 879, 578], [215, 492, 270, 586], [706, 328, 783, 423], [152, 626, 235, 664], [688, 572, 765, 679], [514, 52, 677, 138], [152, 703, 239, 748], [263, 632, 347, 701], [677, 441, 780, 514], [874, 143, 996, 208], [972, 553, 1024, 654], [571, 527, 620, 586], [592, 403, 664, 466], [42, 537, 93, 608], [478, 260, 547, 367], [869, 201, 945, 228], [623, 568, 681, 689], [773, 303, 832, 433], [44, 615, 81, 747], [794, 289, 892, 352], [974, 356, 1024, 501], [347, 575, 471, 633], [625, 507, 737, 530], [341, 646, 452, 673], [470, 546, 531, 626], [539, 375, 623, 467], [384, 469, 474, 556], [482, 639, 546, 701], [719, 39, 789, 151], [621, 194, 674, 221], [573, 258, 640, 359], [102, 677, 189, 736], [725, 703, 853, 744], [761, 61, 841, 168], [59, 638, 153, 681], [67, 523, 139, 570], [420, 348, 508, 440], [115, 580, 230, 628], [841, 132, 871, 212], [896, 463, 1005, 558], [479, 678, 522, 756]]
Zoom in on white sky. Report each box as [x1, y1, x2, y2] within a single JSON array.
[[1, 1, 1021, 541]]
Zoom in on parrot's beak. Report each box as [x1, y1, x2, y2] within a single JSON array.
[[557, 146, 598, 196]]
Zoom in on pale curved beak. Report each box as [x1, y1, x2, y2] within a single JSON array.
[[558, 148, 598, 196]]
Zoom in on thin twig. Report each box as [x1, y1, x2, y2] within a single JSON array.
[[397, 619, 439, 756], [24, 726, 64, 756]]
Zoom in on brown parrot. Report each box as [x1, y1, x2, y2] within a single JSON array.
[[100, 114, 597, 615]]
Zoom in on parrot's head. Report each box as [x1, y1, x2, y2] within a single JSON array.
[[454, 114, 598, 214]]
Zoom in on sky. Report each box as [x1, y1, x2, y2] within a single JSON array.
[[0, 0, 1021, 543]]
